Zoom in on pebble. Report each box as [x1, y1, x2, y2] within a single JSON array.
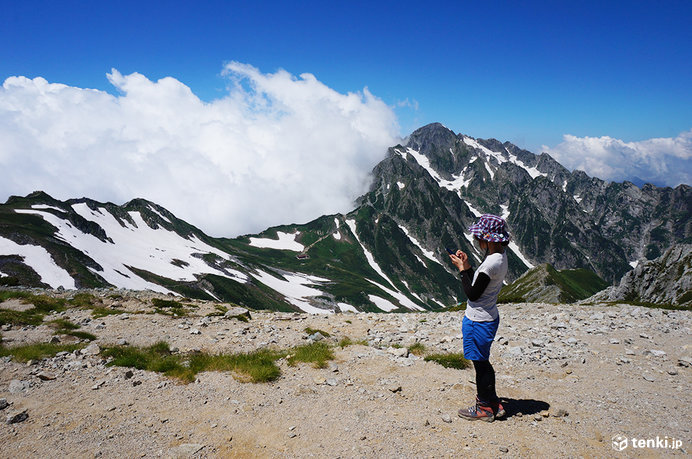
[[6, 409, 28, 424], [441, 414, 452, 423], [0, 398, 8, 410], [37, 372, 57, 381], [499, 446, 509, 453], [9, 380, 28, 394]]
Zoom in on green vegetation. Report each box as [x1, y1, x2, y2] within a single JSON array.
[[48, 318, 97, 341], [286, 342, 334, 369], [408, 342, 426, 356], [0, 341, 84, 362], [498, 264, 608, 304], [424, 352, 470, 370], [103, 340, 338, 383], [304, 327, 331, 337], [151, 297, 192, 317], [68, 293, 98, 308], [50, 318, 80, 330], [0, 291, 66, 326], [91, 306, 128, 318]]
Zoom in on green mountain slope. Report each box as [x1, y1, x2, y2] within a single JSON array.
[[498, 264, 609, 304]]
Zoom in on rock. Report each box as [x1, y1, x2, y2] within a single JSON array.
[[326, 378, 338, 386], [677, 356, 692, 367], [124, 370, 134, 379], [308, 332, 325, 342], [37, 372, 57, 381], [648, 349, 666, 358], [388, 385, 402, 393], [190, 329, 201, 335], [117, 338, 129, 346], [6, 409, 28, 424], [82, 343, 101, 356], [441, 414, 452, 423], [313, 377, 326, 385], [0, 398, 8, 410], [387, 346, 409, 358], [224, 307, 251, 320], [499, 446, 509, 453], [9, 380, 28, 394], [643, 374, 655, 382], [609, 339, 620, 344], [551, 408, 569, 417], [49, 336, 61, 344]]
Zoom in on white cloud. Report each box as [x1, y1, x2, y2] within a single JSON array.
[[0, 64, 399, 236], [542, 130, 692, 187]]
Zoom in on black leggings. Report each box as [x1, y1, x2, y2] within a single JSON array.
[[472, 360, 498, 404]]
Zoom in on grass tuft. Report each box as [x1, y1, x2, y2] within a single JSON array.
[[287, 341, 334, 369], [304, 327, 331, 337], [424, 352, 470, 370], [103, 342, 285, 383], [408, 342, 426, 356], [0, 342, 83, 362]]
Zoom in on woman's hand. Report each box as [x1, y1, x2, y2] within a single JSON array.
[[449, 250, 471, 271]]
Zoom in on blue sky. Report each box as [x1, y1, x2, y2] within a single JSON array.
[[4, 0, 691, 146], [1, 0, 690, 234]]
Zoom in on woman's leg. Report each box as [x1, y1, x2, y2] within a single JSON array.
[[472, 359, 497, 404]]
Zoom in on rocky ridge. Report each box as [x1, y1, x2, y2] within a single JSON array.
[[588, 244, 692, 307], [1, 289, 690, 457]]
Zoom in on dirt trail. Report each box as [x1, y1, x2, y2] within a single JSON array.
[[1, 292, 690, 457]]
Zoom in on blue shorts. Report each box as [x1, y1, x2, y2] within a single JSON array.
[[462, 315, 500, 361]]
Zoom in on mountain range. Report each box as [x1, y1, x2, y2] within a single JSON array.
[[1, 123, 690, 312]]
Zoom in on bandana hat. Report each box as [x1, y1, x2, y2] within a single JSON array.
[[469, 214, 510, 243]]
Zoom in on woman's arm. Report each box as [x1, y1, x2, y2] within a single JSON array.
[[459, 269, 490, 301], [450, 251, 490, 301]]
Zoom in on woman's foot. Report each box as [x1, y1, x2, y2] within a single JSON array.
[[458, 402, 495, 422]]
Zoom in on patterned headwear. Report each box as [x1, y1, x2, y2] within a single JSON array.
[[469, 214, 510, 243]]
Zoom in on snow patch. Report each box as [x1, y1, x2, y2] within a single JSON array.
[[462, 136, 547, 180], [397, 224, 440, 264], [500, 204, 510, 220], [148, 205, 172, 224], [629, 260, 639, 269], [508, 242, 534, 269], [346, 219, 424, 311], [249, 231, 305, 252], [31, 204, 64, 212], [337, 302, 359, 313], [250, 269, 332, 314], [368, 295, 398, 312], [464, 201, 483, 217], [345, 219, 393, 288], [397, 181, 405, 189], [14, 205, 247, 293], [0, 236, 76, 289]]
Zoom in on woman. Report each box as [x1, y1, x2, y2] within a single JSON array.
[[449, 214, 510, 422]]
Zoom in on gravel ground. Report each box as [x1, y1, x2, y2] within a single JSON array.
[[1, 291, 690, 458]]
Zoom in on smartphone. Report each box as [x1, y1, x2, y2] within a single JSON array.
[[445, 247, 457, 255]]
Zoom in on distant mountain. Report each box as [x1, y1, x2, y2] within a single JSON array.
[[1, 123, 690, 311], [497, 264, 609, 304], [586, 244, 691, 307]]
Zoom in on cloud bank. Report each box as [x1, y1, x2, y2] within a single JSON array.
[[542, 131, 692, 187], [0, 63, 399, 236]]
